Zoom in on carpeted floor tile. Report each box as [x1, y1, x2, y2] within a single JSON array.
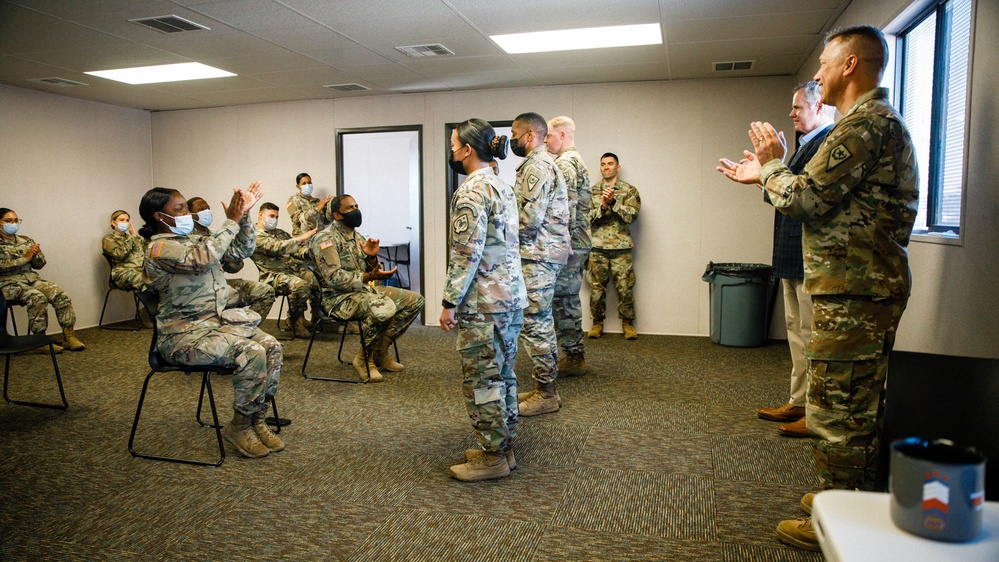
[[552, 467, 715, 541], [532, 526, 723, 561], [713, 480, 819, 548], [712, 435, 819, 486], [579, 426, 714, 477]]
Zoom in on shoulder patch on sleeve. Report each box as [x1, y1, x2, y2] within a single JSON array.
[[149, 240, 164, 258], [827, 143, 853, 171], [453, 213, 469, 235], [319, 239, 333, 250]]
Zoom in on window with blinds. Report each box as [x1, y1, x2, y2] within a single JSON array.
[[898, 0, 974, 236]]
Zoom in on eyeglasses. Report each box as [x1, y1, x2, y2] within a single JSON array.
[[1, 218, 22, 225]]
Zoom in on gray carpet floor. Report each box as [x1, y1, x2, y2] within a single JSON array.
[[1, 319, 824, 561]]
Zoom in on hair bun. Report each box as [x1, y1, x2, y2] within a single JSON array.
[[491, 135, 509, 160]]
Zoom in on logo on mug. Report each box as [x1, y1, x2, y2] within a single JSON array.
[[921, 471, 949, 531]]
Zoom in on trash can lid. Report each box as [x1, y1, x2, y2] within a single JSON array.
[[703, 262, 773, 278]]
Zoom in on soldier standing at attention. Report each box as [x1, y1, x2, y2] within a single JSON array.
[[140, 184, 285, 459], [755, 81, 835, 439], [510, 112, 571, 417], [311, 195, 424, 383], [287, 172, 331, 236], [440, 118, 524, 482], [587, 153, 641, 340], [251, 203, 319, 338], [718, 25, 918, 552], [188, 197, 276, 321], [0, 208, 85, 352], [544, 116, 592, 376]]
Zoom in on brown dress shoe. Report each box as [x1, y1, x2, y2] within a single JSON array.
[[757, 403, 805, 422], [779, 417, 809, 438]]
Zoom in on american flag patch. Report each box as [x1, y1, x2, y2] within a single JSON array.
[[149, 240, 164, 258], [319, 240, 333, 250]]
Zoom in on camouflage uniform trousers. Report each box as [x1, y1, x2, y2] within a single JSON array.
[[520, 260, 562, 384], [111, 267, 145, 292], [553, 248, 589, 356], [457, 309, 523, 453], [805, 294, 907, 491], [268, 270, 321, 319], [0, 279, 76, 334], [323, 286, 424, 351], [587, 248, 636, 321], [161, 328, 283, 416], [226, 279, 276, 320]]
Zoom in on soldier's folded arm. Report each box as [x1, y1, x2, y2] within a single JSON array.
[[613, 190, 641, 224], [762, 121, 874, 222]]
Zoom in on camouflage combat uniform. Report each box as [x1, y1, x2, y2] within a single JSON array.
[[145, 215, 282, 416], [287, 192, 329, 237], [760, 87, 918, 491], [443, 167, 526, 453], [251, 225, 321, 321], [552, 147, 592, 356], [102, 230, 146, 291], [196, 229, 276, 319], [588, 179, 641, 322], [515, 145, 570, 385], [0, 234, 77, 334], [311, 220, 424, 352]]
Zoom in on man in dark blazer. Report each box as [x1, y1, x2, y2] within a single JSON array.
[[756, 81, 835, 437]]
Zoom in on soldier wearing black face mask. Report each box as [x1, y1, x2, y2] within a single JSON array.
[[310, 194, 425, 382]]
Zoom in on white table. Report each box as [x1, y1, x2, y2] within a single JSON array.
[[813, 490, 999, 562]]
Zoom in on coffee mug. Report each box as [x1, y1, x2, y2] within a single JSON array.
[[889, 437, 986, 542]]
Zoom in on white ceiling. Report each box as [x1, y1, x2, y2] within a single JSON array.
[[0, 0, 852, 111]]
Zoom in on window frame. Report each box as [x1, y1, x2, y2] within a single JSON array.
[[893, 0, 975, 243]]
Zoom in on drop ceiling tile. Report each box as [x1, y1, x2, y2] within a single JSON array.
[[142, 30, 292, 60], [200, 51, 328, 75], [140, 75, 267, 95], [189, 85, 325, 106], [512, 44, 668, 70], [323, 12, 502, 60], [461, 0, 662, 36], [251, 22, 355, 53], [668, 34, 816, 61], [400, 55, 522, 77], [7, 0, 176, 17], [661, 0, 846, 20], [184, 0, 316, 31], [538, 62, 672, 86], [284, 0, 457, 27], [23, 43, 187, 73], [665, 10, 834, 43], [437, 68, 541, 90], [669, 53, 802, 79], [247, 66, 358, 87], [0, 7, 115, 54]]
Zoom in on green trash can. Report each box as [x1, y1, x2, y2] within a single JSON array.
[[702, 262, 774, 347]]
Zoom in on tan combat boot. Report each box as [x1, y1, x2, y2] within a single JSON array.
[[61, 327, 86, 351], [557, 351, 587, 377], [775, 518, 820, 552], [465, 447, 516, 470], [251, 410, 285, 452], [518, 382, 561, 416], [449, 450, 510, 482], [372, 335, 404, 372], [138, 306, 154, 329], [352, 348, 382, 382], [28, 342, 63, 354], [221, 412, 270, 458], [291, 315, 312, 338], [622, 319, 638, 340], [587, 322, 603, 339]]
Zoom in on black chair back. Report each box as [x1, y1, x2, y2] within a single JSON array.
[[135, 290, 170, 372], [0, 293, 9, 338]]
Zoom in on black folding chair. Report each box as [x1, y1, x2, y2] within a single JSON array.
[[98, 254, 142, 330], [128, 290, 278, 467], [1, 294, 68, 410], [301, 305, 398, 383]]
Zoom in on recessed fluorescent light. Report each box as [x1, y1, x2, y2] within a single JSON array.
[[491, 23, 661, 54], [85, 62, 235, 85]]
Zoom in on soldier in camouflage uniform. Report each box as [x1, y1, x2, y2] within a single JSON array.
[[140, 184, 284, 459], [510, 112, 571, 417], [0, 208, 85, 352], [718, 25, 918, 552], [587, 153, 641, 340], [102, 210, 147, 291], [441, 118, 525, 482], [251, 202, 320, 338], [545, 116, 592, 376], [311, 195, 424, 382], [188, 197, 276, 320], [287, 172, 331, 236]]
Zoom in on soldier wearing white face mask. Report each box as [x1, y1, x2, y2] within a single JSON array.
[[286, 172, 331, 237], [250, 202, 319, 337]]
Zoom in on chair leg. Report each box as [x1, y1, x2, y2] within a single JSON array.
[[303, 318, 368, 383], [129, 369, 225, 467], [2, 344, 69, 410], [101, 289, 143, 331], [196, 371, 215, 428], [99, 288, 112, 328], [264, 395, 287, 433], [274, 295, 294, 341]]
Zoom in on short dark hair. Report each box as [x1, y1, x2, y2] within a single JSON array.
[[601, 152, 619, 164], [296, 172, 311, 185], [259, 202, 279, 212], [514, 112, 548, 138], [825, 25, 888, 76], [0, 208, 13, 219], [186, 196, 207, 211]]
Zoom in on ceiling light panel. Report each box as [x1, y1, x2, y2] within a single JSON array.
[[491, 23, 662, 54], [85, 62, 236, 84]]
